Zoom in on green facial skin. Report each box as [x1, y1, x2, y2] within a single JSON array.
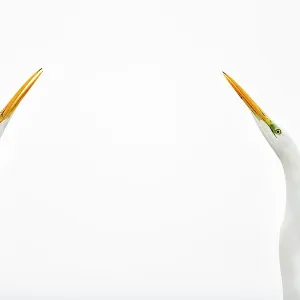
[[269, 122, 282, 136]]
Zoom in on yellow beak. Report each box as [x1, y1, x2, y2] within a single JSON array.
[[0, 68, 43, 123], [222, 71, 272, 126]]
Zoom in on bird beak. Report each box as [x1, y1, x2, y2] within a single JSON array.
[[0, 68, 43, 123], [222, 71, 272, 126]]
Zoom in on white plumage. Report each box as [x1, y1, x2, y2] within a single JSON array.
[[224, 72, 300, 300]]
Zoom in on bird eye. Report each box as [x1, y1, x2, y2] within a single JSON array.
[[275, 128, 282, 135]]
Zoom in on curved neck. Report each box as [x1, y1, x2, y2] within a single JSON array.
[[279, 150, 300, 299], [282, 153, 300, 217]]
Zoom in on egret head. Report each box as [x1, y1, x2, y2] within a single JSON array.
[[223, 72, 298, 165], [0, 68, 43, 138]]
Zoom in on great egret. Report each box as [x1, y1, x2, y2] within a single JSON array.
[[0, 68, 43, 138], [223, 72, 300, 299]]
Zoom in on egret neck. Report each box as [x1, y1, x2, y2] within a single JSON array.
[[223, 71, 300, 299]]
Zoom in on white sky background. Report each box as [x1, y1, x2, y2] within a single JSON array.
[[0, 0, 299, 298]]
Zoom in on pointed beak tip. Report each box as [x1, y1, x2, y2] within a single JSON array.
[[0, 68, 44, 121], [222, 73, 272, 124]]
